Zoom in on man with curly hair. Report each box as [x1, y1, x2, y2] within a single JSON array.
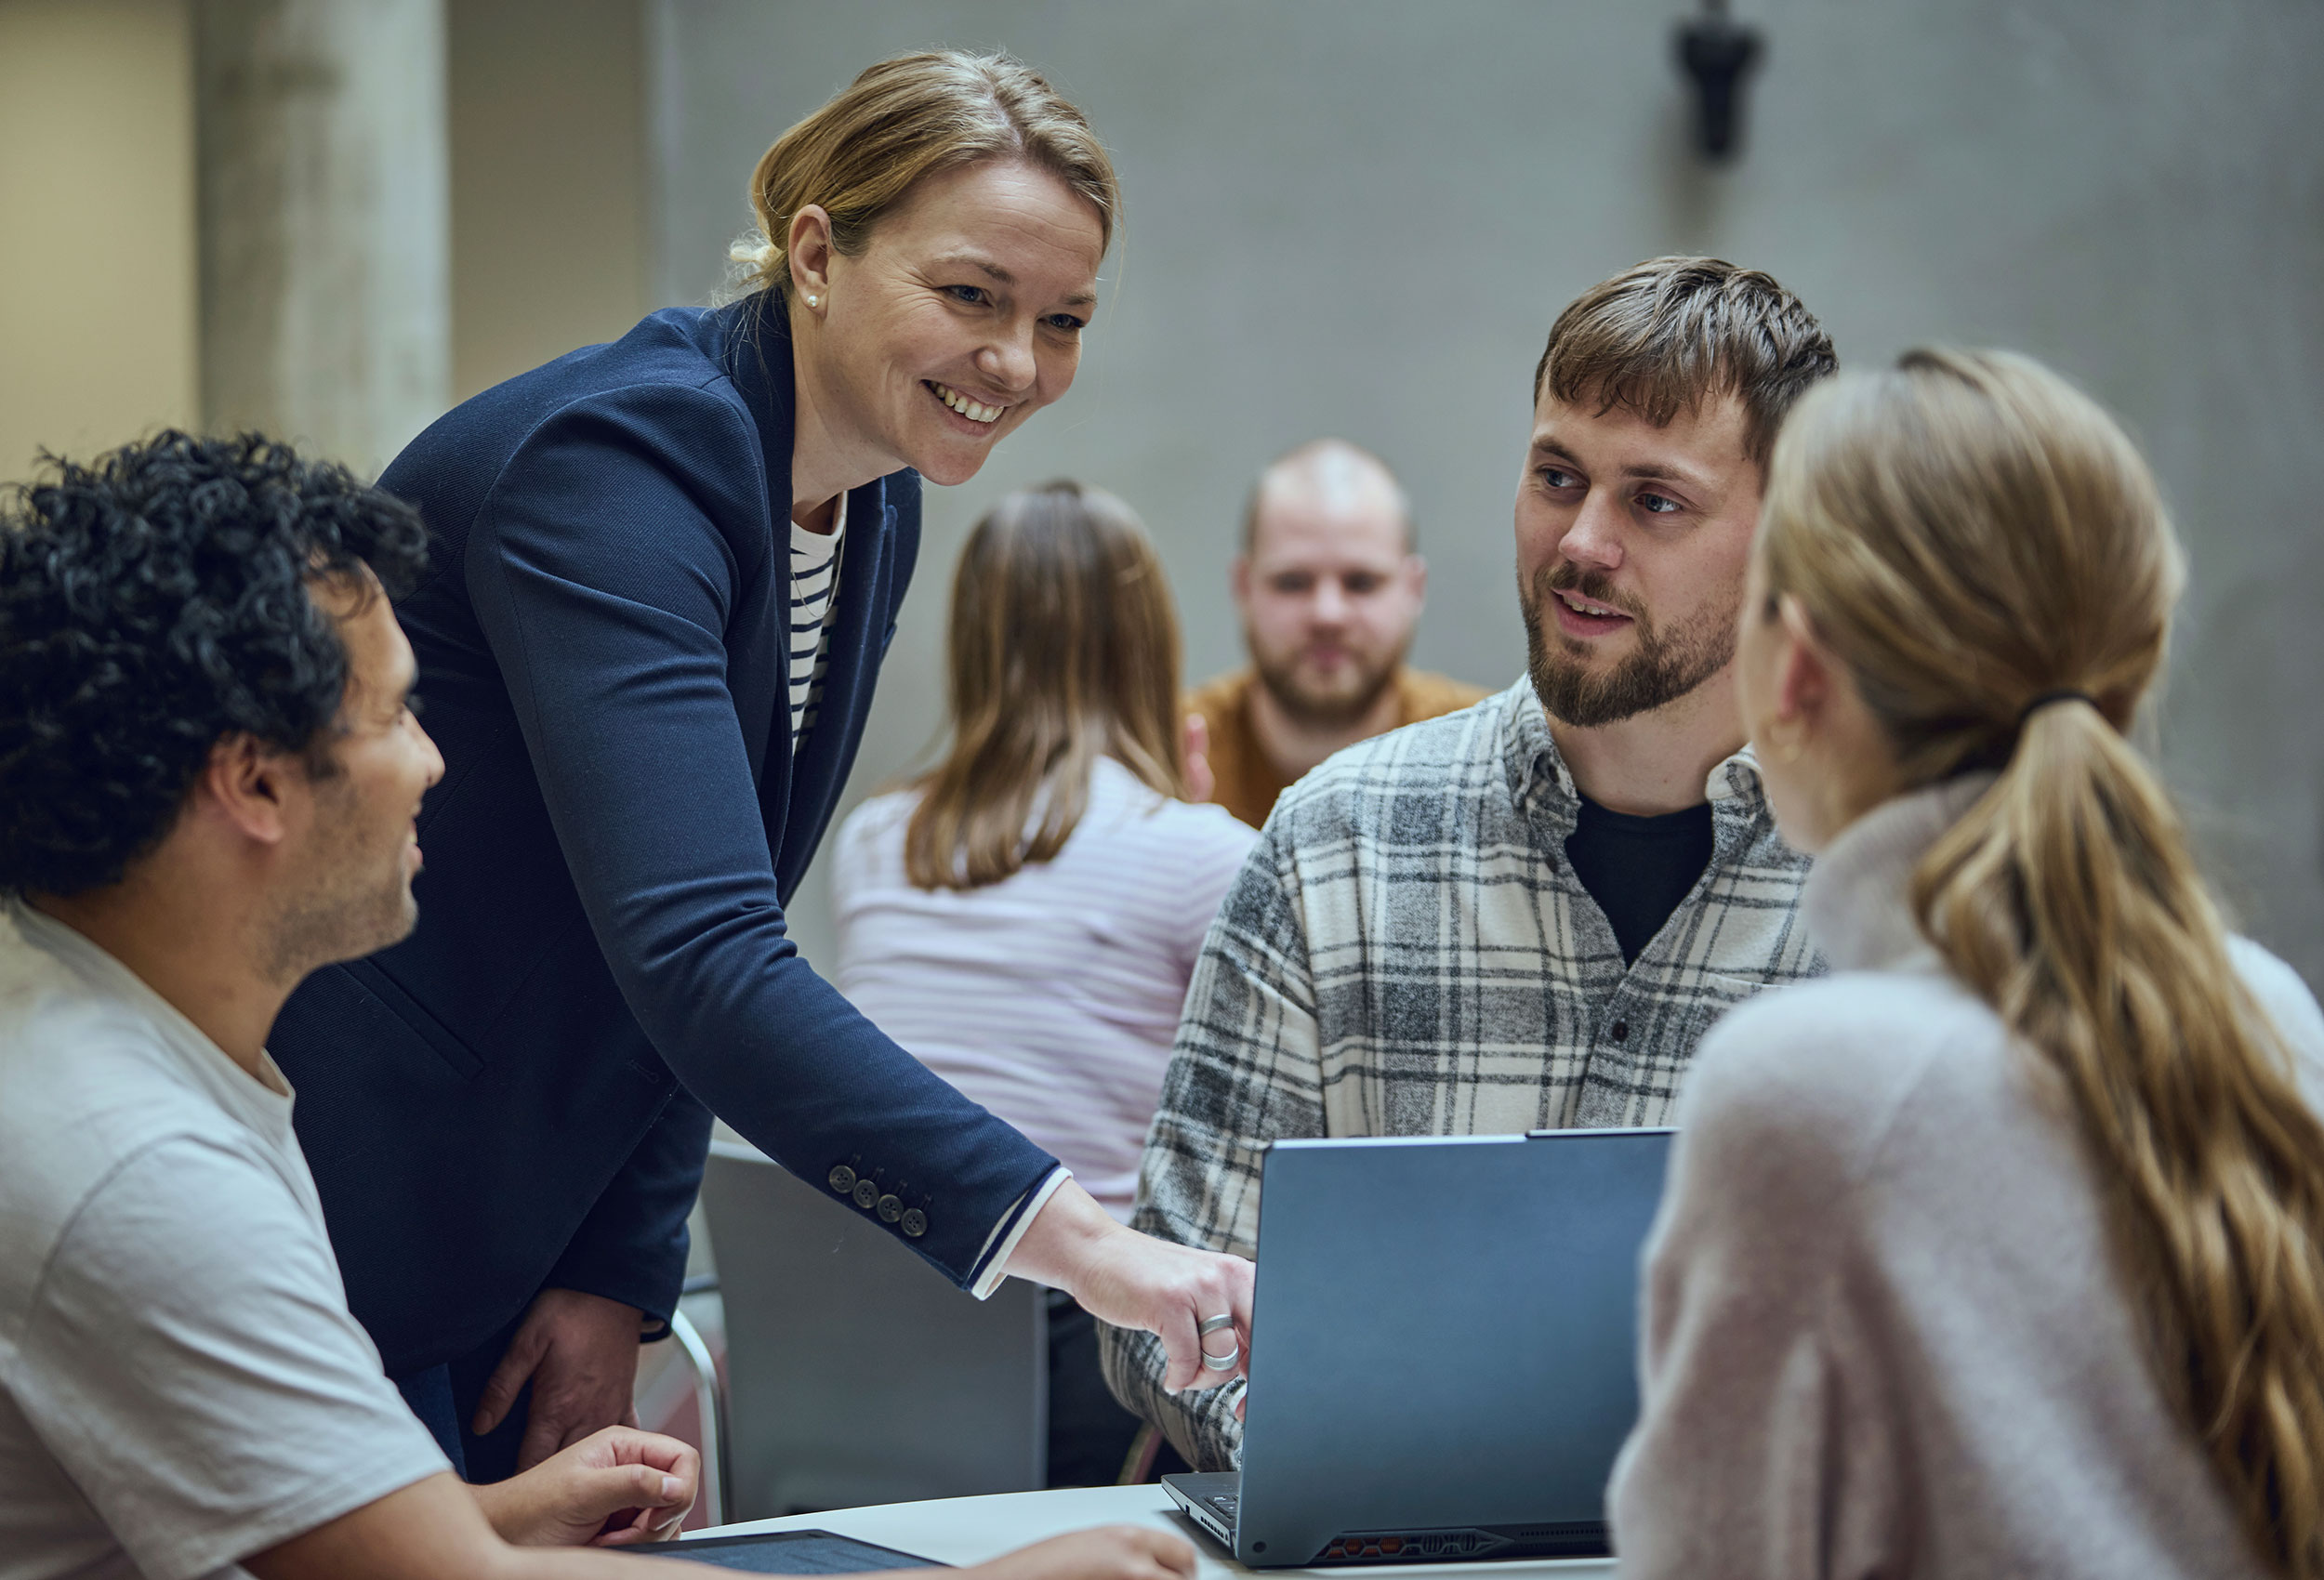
[[0, 432, 708, 1575]]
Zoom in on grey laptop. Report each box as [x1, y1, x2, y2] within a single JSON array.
[[1161, 1127, 1673, 1567]]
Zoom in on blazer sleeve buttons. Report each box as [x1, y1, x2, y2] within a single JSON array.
[[833, 1165, 920, 1234]]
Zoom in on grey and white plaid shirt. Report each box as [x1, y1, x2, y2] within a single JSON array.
[[1099, 677, 1822, 1468]]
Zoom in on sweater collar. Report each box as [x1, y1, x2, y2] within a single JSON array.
[[1802, 773, 1997, 971]]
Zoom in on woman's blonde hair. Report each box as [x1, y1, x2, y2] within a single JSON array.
[[727, 50, 1118, 300], [905, 481, 1186, 890], [1761, 348, 2324, 1577]]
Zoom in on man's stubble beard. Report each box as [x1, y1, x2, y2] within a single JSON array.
[[259, 791, 421, 986], [1251, 629, 1411, 731], [1521, 561, 1737, 730]]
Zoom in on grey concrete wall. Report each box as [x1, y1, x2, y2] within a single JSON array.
[[197, 0, 451, 476], [645, 0, 2324, 988], [450, 0, 651, 401]]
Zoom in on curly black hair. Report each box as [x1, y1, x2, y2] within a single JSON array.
[[0, 430, 429, 897]]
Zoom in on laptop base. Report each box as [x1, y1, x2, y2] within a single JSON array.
[[1161, 1470, 1239, 1547], [1163, 1471, 1611, 1567]]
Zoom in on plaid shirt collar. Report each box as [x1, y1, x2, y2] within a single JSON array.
[[1498, 675, 1773, 846]]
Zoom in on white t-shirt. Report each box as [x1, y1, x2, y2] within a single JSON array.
[[787, 493, 844, 756], [0, 900, 449, 1580], [832, 758, 1260, 1218]]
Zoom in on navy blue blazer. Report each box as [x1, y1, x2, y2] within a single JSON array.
[[270, 294, 1058, 1377]]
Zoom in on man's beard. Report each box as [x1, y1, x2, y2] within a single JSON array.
[[1521, 561, 1736, 729], [1252, 633, 1408, 731], [260, 793, 421, 985], [263, 867, 418, 986]]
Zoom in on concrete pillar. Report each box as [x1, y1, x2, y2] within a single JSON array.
[[195, 0, 449, 476]]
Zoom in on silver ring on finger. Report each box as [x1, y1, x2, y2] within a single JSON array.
[[1201, 1343, 1241, 1373], [1198, 1313, 1236, 1337]]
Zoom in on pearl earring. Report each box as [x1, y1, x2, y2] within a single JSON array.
[[803, 294, 819, 308]]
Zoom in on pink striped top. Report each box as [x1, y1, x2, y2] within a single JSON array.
[[832, 758, 1260, 1219]]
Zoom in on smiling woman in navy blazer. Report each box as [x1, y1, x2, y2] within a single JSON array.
[[268, 50, 1254, 1479]]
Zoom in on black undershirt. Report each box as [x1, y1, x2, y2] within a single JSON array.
[[1563, 795, 1716, 966]]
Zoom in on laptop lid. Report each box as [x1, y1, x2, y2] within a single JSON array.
[[1232, 1128, 1672, 1567]]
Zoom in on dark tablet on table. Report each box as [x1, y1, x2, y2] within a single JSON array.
[[633, 1529, 946, 1573]]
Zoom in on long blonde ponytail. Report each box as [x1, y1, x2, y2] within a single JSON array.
[[1762, 348, 2324, 1576]]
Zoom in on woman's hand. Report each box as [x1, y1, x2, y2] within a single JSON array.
[[969, 1526, 1197, 1580], [470, 1424, 699, 1547], [1005, 1181, 1253, 1394]]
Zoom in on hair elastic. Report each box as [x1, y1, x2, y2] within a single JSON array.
[[2017, 689, 2098, 727]]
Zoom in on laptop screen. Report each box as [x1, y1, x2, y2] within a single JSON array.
[[1232, 1128, 1673, 1565]]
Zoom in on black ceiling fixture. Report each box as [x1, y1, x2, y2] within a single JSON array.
[[1675, 0, 1764, 162]]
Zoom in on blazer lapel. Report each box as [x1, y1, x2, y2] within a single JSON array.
[[717, 290, 903, 903], [774, 477, 892, 898], [720, 290, 796, 508], [718, 294, 816, 885]]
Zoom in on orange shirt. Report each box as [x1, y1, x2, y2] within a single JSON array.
[[1187, 666, 1494, 830]]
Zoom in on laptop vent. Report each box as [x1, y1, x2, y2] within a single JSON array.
[[1312, 1522, 1607, 1564]]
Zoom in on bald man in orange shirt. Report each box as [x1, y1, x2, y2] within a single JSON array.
[[1189, 440, 1488, 829]]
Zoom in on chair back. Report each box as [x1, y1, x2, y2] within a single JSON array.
[[699, 1138, 1048, 1517]]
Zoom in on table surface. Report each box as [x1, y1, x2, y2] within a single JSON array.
[[690, 1485, 1616, 1579]]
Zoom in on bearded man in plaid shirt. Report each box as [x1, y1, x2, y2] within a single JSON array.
[[1103, 257, 1841, 1470]]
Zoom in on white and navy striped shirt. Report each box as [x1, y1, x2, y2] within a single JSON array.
[[787, 494, 845, 756]]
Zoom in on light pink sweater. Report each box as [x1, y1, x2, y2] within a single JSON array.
[[1609, 777, 2324, 1579], [832, 758, 1258, 1219]]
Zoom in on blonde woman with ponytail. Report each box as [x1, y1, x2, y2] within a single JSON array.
[[1607, 348, 2324, 1579]]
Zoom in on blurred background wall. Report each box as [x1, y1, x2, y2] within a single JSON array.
[[0, 0, 649, 477], [3, 0, 2320, 989], [651, 0, 2324, 989], [449, 0, 647, 400], [195, 0, 451, 475], [0, 0, 199, 480]]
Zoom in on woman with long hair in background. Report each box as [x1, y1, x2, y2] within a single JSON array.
[[1609, 349, 2324, 1577], [834, 481, 1257, 1486]]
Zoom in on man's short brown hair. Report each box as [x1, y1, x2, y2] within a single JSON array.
[[1532, 256, 1837, 472]]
